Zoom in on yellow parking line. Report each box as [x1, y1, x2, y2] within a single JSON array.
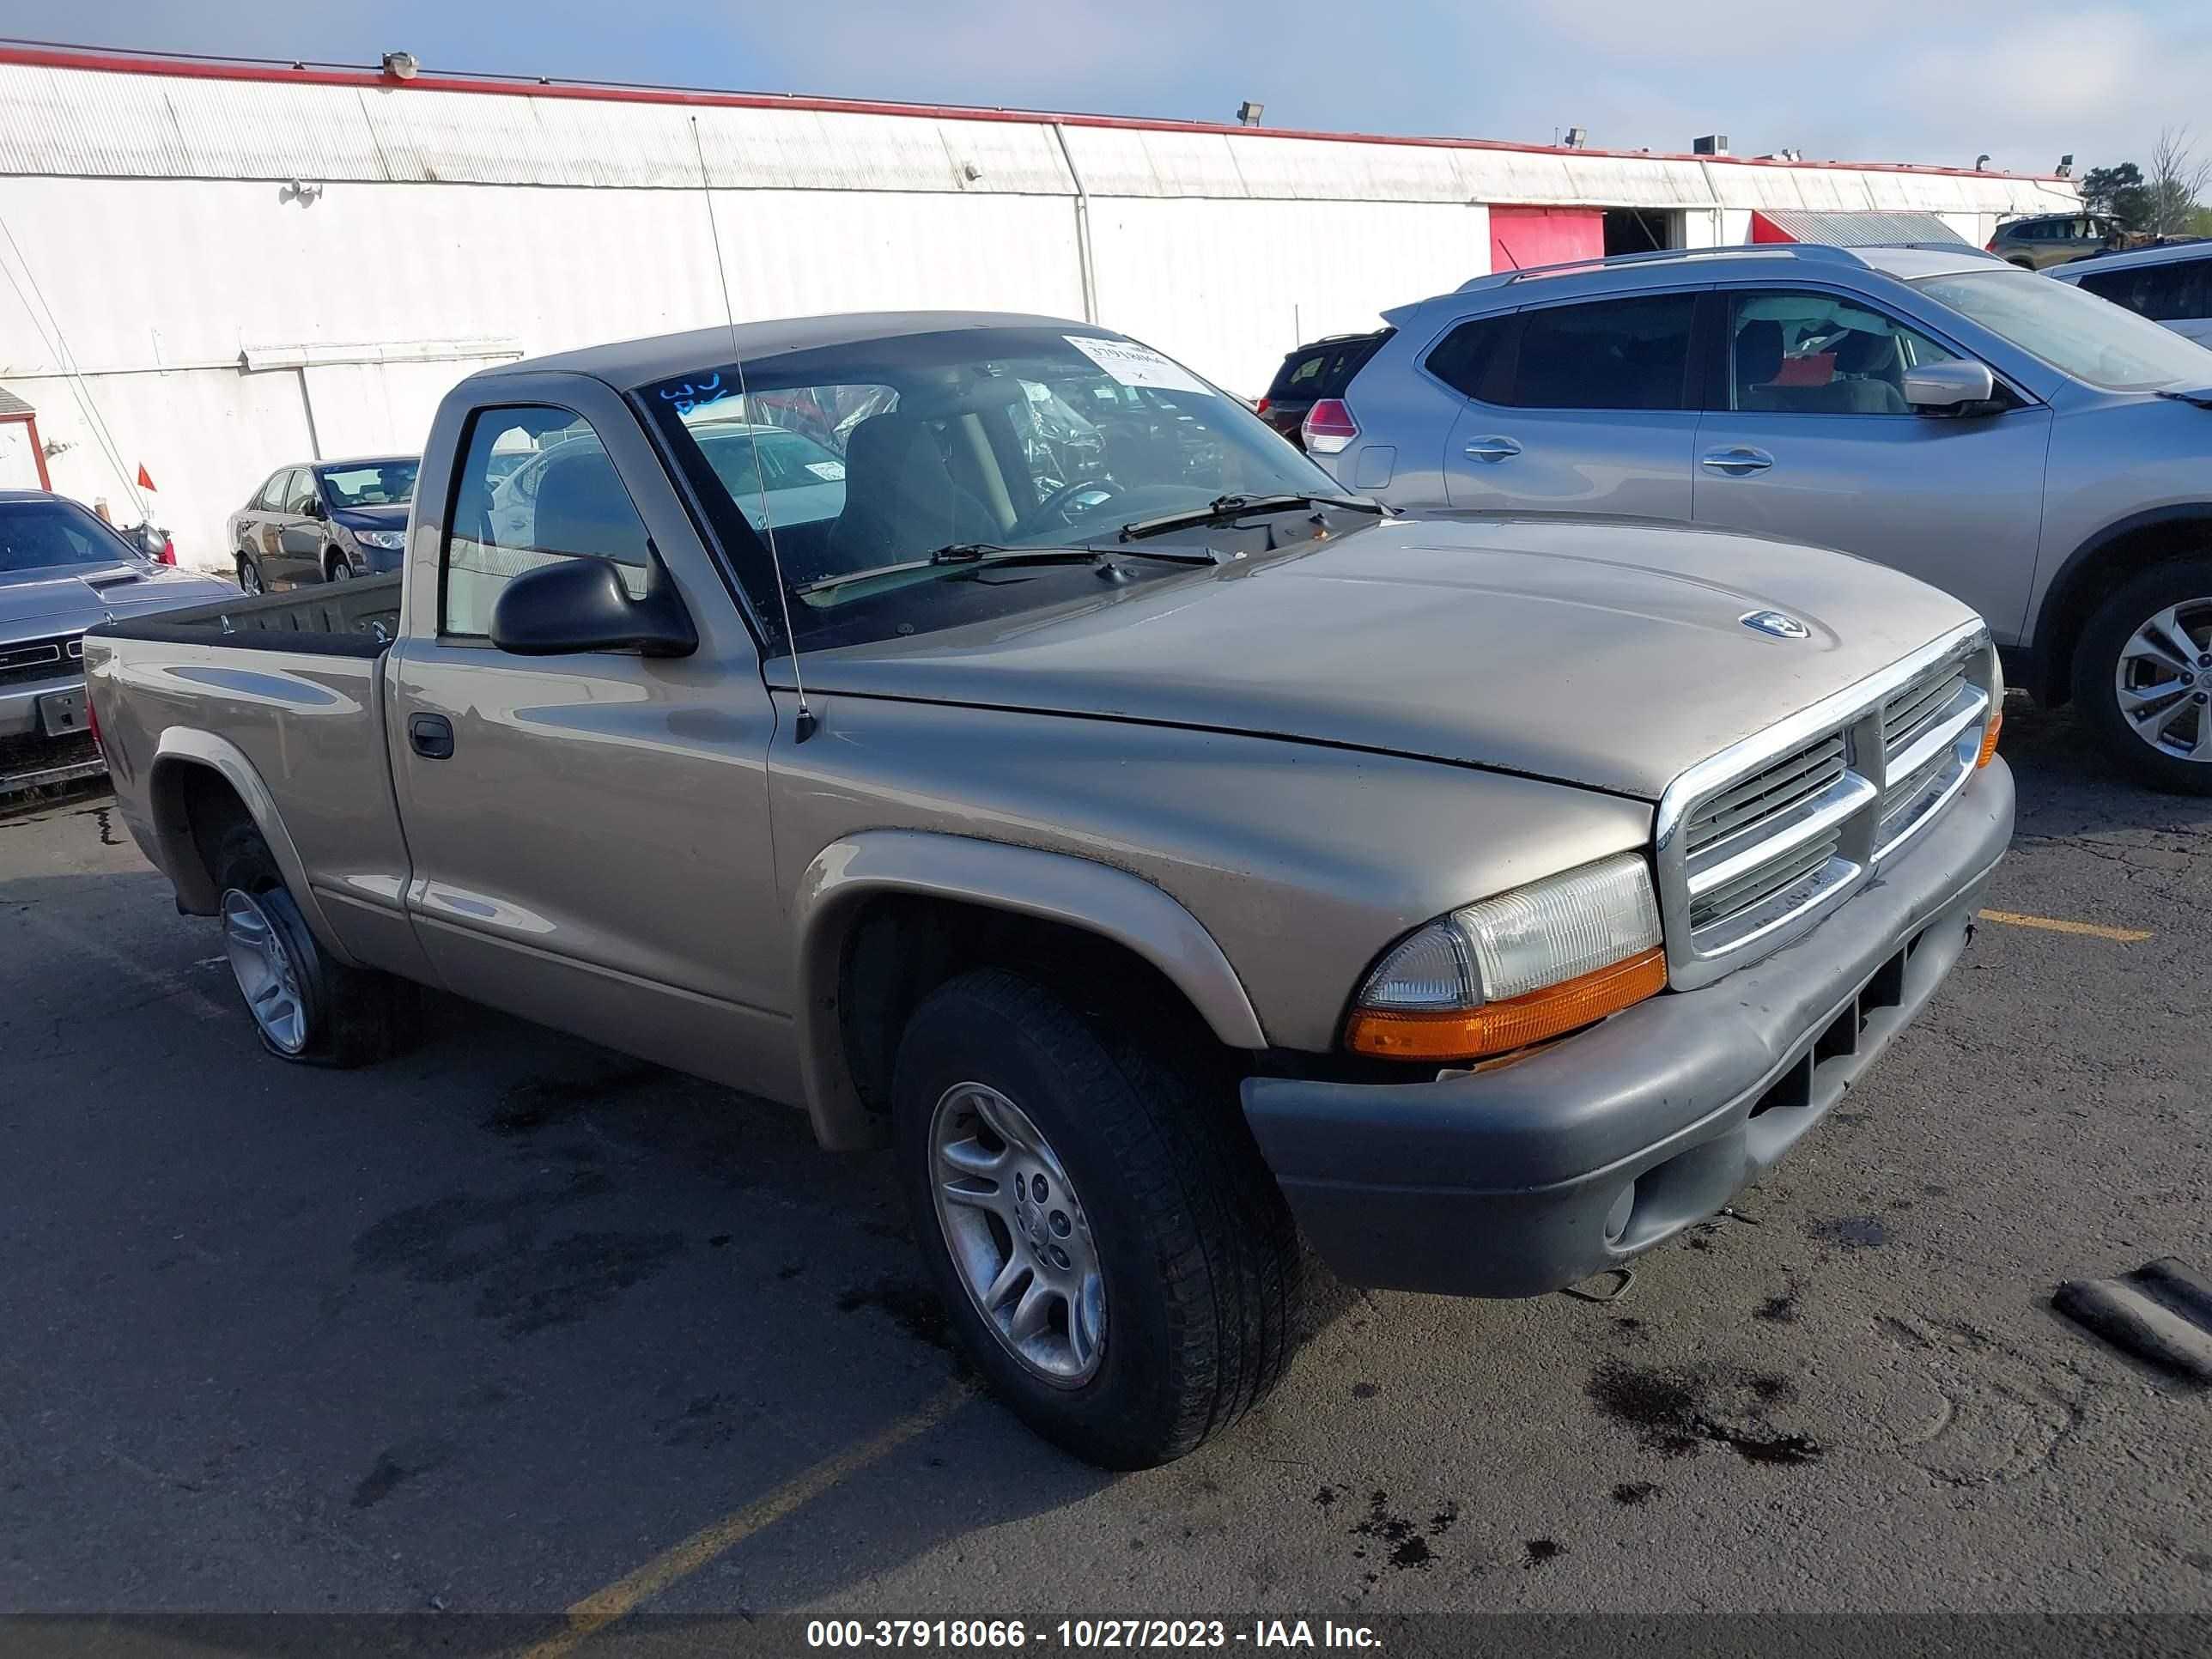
[[1978, 909, 2151, 943], [520, 1382, 969, 1659]]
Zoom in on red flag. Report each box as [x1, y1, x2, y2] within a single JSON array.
[[137, 464, 155, 491]]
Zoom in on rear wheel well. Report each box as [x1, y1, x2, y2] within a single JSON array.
[[2034, 512, 2212, 705], [155, 762, 256, 912], [836, 896, 1236, 1121]]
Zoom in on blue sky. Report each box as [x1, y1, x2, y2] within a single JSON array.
[[14, 1, 2210, 177]]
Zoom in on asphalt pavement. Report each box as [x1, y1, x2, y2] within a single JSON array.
[[2, 700, 2208, 1649]]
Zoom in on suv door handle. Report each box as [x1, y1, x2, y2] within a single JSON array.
[[1700, 446, 1775, 476], [408, 713, 454, 760], [1462, 436, 1522, 463]]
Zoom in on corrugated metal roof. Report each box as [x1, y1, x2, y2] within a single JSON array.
[[0, 53, 2081, 217], [1753, 209, 1968, 246]]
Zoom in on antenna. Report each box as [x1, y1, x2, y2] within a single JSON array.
[[691, 116, 815, 742]]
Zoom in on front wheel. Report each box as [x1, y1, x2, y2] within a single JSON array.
[[326, 557, 354, 582], [2073, 559, 2212, 794], [892, 969, 1302, 1468]]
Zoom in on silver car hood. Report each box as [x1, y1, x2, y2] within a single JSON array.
[[787, 515, 1983, 802], [0, 563, 236, 636]]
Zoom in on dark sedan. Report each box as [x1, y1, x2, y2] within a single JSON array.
[[228, 456, 418, 593]]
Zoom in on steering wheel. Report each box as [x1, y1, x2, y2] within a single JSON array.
[[1014, 479, 1128, 538]]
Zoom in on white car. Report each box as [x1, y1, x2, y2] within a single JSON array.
[[2051, 241, 2212, 347]]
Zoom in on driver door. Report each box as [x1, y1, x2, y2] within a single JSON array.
[[386, 378, 794, 1097], [1691, 285, 2052, 643]]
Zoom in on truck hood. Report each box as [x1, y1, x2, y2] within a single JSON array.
[[0, 562, 237, 635], [784, 515, 1983, 801]]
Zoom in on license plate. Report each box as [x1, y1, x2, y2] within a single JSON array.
[[37, 687, 88, 737]]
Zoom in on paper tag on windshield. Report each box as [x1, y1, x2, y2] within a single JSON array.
[[805, 460, 846, 482], [1065, 335, 1211, 395]]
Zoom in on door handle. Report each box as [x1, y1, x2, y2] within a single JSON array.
[[1462, 436, 1523, 463], [1699, 446, 1775, 476], [408, 713, 454, 760]]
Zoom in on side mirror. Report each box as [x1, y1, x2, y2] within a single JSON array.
[[1904, 360, 1998, 415], [489, 549, 698, 658]]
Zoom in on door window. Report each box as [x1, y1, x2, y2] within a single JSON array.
[[1723, 289, 1960, 415], [1499, 294, 1698, 410], [2080, 258, 2209, 324], [252, 471, 289, 511], [441, 405, 651, 638], [286, 472, 322, 516]]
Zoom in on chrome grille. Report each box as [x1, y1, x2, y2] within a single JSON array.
[[1689, 827, 1841, 933], [1656, 623, 1993, 992], [1684, 733, 1845, 856], [1875, 655, 1984, 860], [1882, 662, 1966, 754]]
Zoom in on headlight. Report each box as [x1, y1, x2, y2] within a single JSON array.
[[350, 529, 407, 551], [1345, 852, 1666, 1061]]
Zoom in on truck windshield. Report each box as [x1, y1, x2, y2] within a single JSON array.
[[0, 498, 142, 574], [639, 325, 1343, 653], [1913, 267, 2212, 392]]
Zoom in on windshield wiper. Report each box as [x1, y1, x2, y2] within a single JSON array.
[[1118, 492, 1391, 542], [792, 542, 1218, 599], [2156, 386, 2212, 410]]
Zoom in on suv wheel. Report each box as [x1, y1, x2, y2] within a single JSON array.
[[2074, 558, 2212, 794], [237, 555, 265, 595], [892, 968, 1302, 1468], [214, 822, 409, 1066]]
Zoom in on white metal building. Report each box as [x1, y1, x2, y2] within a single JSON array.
[[0, 43, 2079, 569]]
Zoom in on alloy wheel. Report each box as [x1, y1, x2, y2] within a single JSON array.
[[221, 887, 308, 1054], [239, 560, 264, 595], [2113, 599, 2212, 763], [929, 1082, 1106, 1386]]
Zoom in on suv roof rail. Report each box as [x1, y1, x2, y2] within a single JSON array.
[[1453, 242, 1865, 293]]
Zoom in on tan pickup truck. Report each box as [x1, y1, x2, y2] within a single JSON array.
[[86, 312, 2013, 1467]]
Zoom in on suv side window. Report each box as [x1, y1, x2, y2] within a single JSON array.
[[1723, 289, 1960, 416], [2083, 258, 2208, 323], [1498, 295, 1697, 410], [441, 405, 652, 638], [1424, 314, 1514, 400]]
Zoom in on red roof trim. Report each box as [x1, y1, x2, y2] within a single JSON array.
[[0, 40, 2068, 182]]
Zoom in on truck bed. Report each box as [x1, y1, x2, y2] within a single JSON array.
[[90, 574, 401, 656]]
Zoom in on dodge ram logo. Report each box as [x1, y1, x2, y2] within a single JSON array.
[[1740, 609, 1812, 641]]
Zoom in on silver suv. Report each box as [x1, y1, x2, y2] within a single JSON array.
[[1310, 242, 2212, 792]]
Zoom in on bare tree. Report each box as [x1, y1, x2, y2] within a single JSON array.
[[2148, 125, 2212, 238]]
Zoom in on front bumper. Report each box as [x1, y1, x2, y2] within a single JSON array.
[[1240, 757, 2014, 1298]]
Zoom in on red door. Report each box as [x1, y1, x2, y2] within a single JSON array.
[[1488, 206, 1604, 271]]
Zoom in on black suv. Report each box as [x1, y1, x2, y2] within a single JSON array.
[[1256, 331, 1389, 449]]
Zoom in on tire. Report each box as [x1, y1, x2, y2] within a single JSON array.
[[213, 822, 409, 1066], [2072, 557, 2212, 794], [325, 556, 353, 583], [236, 555, 265, 595], [892, 968, 1302, 1468]]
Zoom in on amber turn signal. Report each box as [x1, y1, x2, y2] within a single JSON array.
[[1976, 709, 2002, 769], [1345, 945, 1668, 1061]]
